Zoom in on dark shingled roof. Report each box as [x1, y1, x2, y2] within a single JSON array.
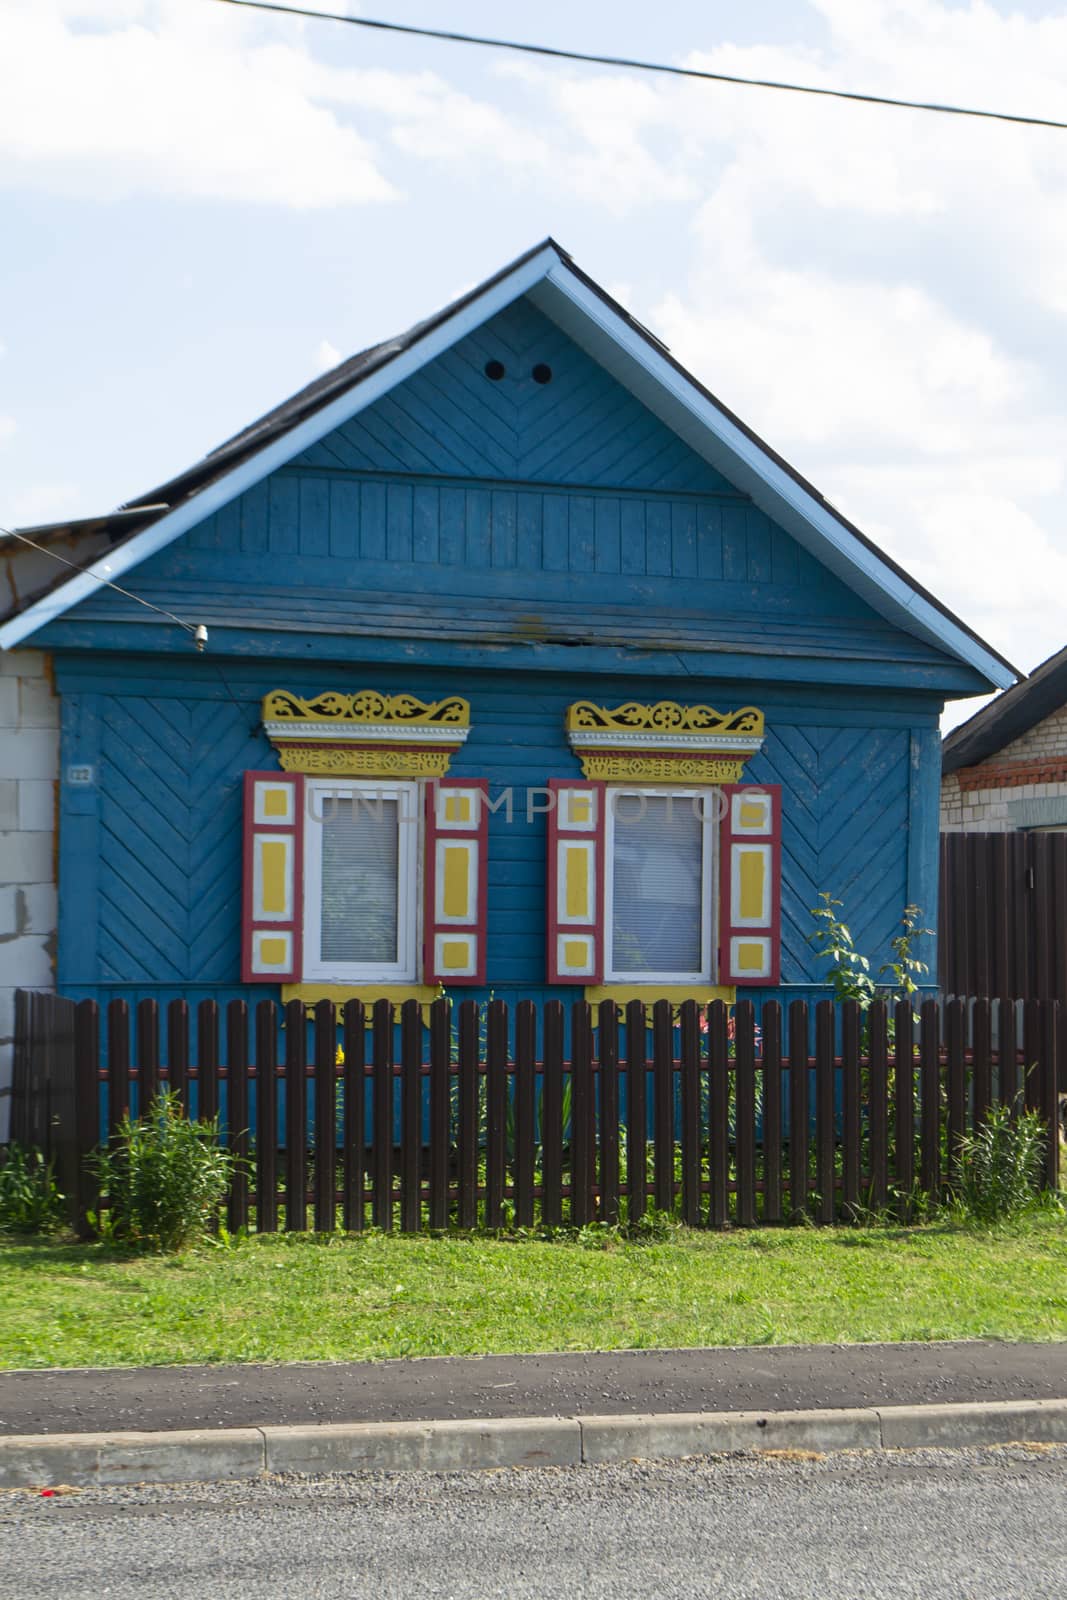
[[942, 643, 1067, 773]]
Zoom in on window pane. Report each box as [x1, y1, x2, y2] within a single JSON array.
[[611, 794, 704, 975], [320, 795, 399, 964]]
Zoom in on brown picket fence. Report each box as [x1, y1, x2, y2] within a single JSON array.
[[10, 993, 1065, 1238]]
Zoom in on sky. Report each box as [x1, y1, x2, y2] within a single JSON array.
[[2, 0, 1066, 731]]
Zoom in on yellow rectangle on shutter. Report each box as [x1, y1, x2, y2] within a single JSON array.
[[442, 844, 471, 919], [565, 845, 590, 920]]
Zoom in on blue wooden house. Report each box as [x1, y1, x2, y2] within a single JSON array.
[[0, 241, 1015, 1027]]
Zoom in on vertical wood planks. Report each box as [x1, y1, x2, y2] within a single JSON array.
[[514, 1001, 537, 1229], [541, 1001, 564, 1229], [625, 1000, 648, 1222], [107, 998, 130, 1138], [198, 1000, 220, 1126], [255, 1000, 278, 1234], [73, 1000, 100, 1239], [167, 1001, 189, 1111], [485, 998, 508, 1229], [372, 998, 393, 1231], [867, 1001, 889, 1211], [227, 1000, 251, 1235], [597, 1001, 621, 1226], [814, 1001, 835, 1224], [399, 999, 422, 1234], [761, 1002, 783, 1225], [314, 999, 337, 1233], [841, 1000, 861, 1217], [427, 997, 450, 1231], [137, 999, 159, 1115], [342, 1000, 366, 1232], [652, 1000, 675, 1217], [1024, 998, 1042, 1117], [788, 1000, 809, 1222], [999, 997, 1019, 1112], [972, 998, 992, 1130], [1040, 1002, 1060, 1191], [707, 999, 730, 1228], [919, 999, 941, 1198], [734, 1000, 757, 1227], [945, 998, 965, 1186], [570, 1001, 594, 1227], [457, 999, 480, 1229], [679, 999, 703, 1228], [893, 1000, 915, 1206], [284, 998, 307, 1233]]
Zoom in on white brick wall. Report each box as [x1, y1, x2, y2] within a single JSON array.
[[999, 702, 1067, 762], [941, 702, 1067, 832], [0, 648, 58, 1140]]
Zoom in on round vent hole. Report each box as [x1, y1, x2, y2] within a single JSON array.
[[532, 363, 553, 385], [484, 360, 506, 381]]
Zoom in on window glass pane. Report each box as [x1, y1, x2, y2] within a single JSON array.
[[611, 794, 704, 975], [320, 794, 399, 964]]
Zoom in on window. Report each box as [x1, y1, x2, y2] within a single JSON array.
[[242, 772, 488, 987], [604, 788, 714, 983], [302, 780, 418, 982]]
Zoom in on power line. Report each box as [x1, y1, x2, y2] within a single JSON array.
[[0, 524, 207, 647], [207, 0, 1067, 133]]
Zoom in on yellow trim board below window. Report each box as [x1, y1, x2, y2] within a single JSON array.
[[282, 983, 441, 1022], [584, 984, 736, 1009]]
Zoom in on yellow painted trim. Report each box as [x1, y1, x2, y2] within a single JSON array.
[[577, 754, 747, 782], [259, 838, 289, 916], [262, 788, 290, 818], [567, 701, 763, 736], [442, 843, 471, 919], [564, 845, 590, 920], [264, 689, 469, 728], [584, 984, 736, 1009], [440, 939, 473, 971], [738, 850, 766, 921], [257, 936, 290, 968], [736, 943, 767, 972], [276, 746, 455, 777]]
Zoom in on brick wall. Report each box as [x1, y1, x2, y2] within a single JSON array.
[[941, 701, 1067, 833], [0, 649, 58, 1140]]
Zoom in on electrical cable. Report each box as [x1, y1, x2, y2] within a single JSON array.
[[0, 524, 207, 648], [206, 0, 1067, 132]]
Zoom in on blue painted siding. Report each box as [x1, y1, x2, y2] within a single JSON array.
[[56, 655, 937, 1018]]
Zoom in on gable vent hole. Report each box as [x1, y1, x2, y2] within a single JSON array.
[[532, 363, 553, 385], [484, 359, 506, 381]]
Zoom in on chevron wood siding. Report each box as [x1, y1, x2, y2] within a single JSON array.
[[58, 658, 933, 1013]]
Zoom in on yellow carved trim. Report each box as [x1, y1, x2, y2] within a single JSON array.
[[567, 701, 763, 736], [276, 746, 455, 777], [577, 754, 747, 783], [265, 689, 469, 727], [282, 983, 441, 1024], [584, 984, 736, 1011]]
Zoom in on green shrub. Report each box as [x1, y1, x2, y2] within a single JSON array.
[[0, 1143, 65, 1235], [89, 1089, 237, 1252], [953, 1102, 1048, 1223]]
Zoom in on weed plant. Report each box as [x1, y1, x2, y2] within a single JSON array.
[[0, 1143, 65, 1236]]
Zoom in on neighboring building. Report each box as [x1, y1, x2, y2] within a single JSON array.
[[941, 645, 1067, 833], [0, 241, 1013, 1041]]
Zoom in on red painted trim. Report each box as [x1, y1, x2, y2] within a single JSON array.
[[956, 758, 1067, 791], [718, 783, 781, 988], [241, 770, 303, 985], [423, 778, 489, 987], [546, 778, 604, 985]]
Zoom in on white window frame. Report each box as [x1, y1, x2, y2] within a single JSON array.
[[603, 786, 716, 985], [302, 778, 419, 983]]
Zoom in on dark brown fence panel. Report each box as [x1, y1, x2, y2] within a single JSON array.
[[227, 1000, 251, 1234], [255, 1000, 278, 1234], [168, 1001, 189, 1112], [12, 992, 1067, 1243], [940, 831, 1067, 1004], [137, 1000, 159, 1113]]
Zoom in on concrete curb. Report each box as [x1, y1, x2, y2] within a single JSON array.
[[2, 1400, 1066, 1489]]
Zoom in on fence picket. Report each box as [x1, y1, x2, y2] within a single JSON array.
[[485, 998, 508, 1230], [652, 1000, 675, 1217], [227, 1000, 251, 1235], [707, 999, 729, 1229], [893, 1000, 914, 1207], [841, 999, 861, 1215], [920, 999, 941, 1198], [867, 1001, 889, 1210], [680, 999, 702, 1228], [734, 1000, 756, 1228], [197, 1000, 220, 1125], [625, 1000, 648, 1223], [400, 999, 422, 1234], [597, 1000, 621, 1227], [514, 1001, 537, 1229], [570, 1001, 594, 1227], [314, 999, 337, 1233], [167, 1001, 189, 1111], [457, 1000, 480, 1229], [372, 998, 393, 1231], [788, 1000, 809, 1222], [284, 998, 308, 1233], [815, 1001, 835, 1224], [255, 1000, 278, 1234], [761, 1001, 783, 1225], [107, 998, 130, 1139], [342, 1000, 366, 1233], [541, 1001, 564, 1230], [427, 997, 450, 1231]]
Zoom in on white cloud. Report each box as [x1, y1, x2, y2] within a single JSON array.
[[0, 0, 397, 207], [6, 484, 81, 526], [0, 417, 15, 443], [313, 339, 341, 374]]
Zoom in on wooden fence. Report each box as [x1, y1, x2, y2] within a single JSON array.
[[9, 993, 1064, 1237], [940, 831, 1067, 1002]]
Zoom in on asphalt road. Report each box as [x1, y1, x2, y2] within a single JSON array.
[[3, 1445, 1066, 1600], [3, 1341, 1066, 1435]]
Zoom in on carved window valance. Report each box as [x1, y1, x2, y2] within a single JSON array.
[[262, 690, 470, 778], [564, 699, 764, 783]]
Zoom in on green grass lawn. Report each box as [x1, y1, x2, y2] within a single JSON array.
[[2, 1214, 1066, 1370]]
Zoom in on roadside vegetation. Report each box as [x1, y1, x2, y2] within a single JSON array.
[[2, 1209, 1065, 1370]]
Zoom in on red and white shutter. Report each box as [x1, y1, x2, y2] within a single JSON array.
[[718, 783, 781, 985], [546, 778, 604, 985], [241, 771, 304, 984], [423, 780, 488, 985]]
